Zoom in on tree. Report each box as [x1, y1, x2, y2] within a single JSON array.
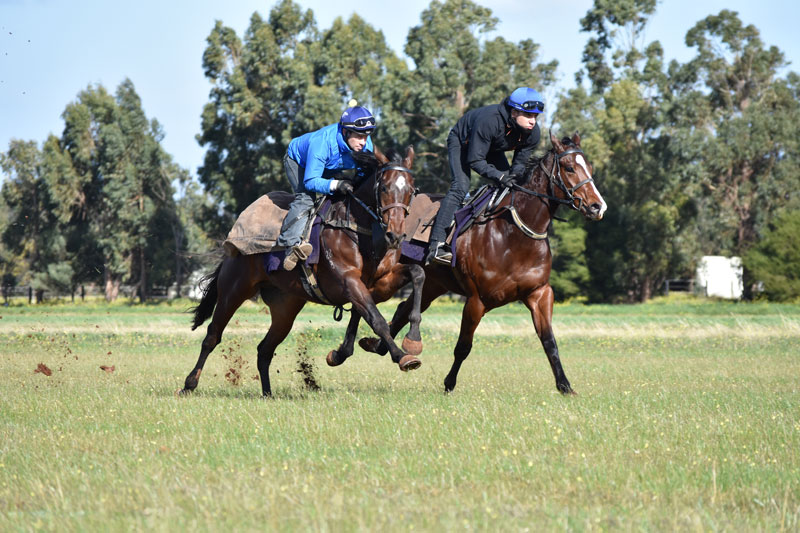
[[743, 210, 800, 301], [1, 140, 70, 301], [196, 0, 411, 237], [41, 80, 183, 301], [553, 0, 697, 302], [675, 11, 800, 296]]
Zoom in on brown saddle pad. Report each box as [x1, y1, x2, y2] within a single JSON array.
[[405, 193, 444, 243], [223, 192, 294, 256]]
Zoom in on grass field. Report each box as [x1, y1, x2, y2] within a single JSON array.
[[1, 296, 799, 531]]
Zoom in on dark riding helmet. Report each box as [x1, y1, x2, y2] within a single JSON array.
[[508, 87, 545, 114], [340, 101, 376, 134]]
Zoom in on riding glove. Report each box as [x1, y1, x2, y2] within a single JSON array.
[[334, 180, 354, 194]]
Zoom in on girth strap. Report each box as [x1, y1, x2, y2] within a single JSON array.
[[300, 263, 332, 305]]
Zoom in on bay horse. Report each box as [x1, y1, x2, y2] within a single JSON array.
[[181, 147, 425, 397], [341, 132, 607, 394]]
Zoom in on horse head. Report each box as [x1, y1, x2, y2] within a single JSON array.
[[544, 132, 607, 220], [351, 146, 416, 250]]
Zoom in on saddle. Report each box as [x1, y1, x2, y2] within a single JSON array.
[[401, 185, 510, 264]]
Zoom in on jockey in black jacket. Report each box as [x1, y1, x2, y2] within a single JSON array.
[[425, 87, 544, 265]]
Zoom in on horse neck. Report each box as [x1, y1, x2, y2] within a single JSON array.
[[511, 151, 557, 232]]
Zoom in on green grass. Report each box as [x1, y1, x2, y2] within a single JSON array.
[[1, 298, 799, 531]]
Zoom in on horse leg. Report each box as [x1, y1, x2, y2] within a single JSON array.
[[524, 285, 574, 395], [400, 264, 426, 355], [326, 311, 362, 367], [345, 277, 420, 371], [443, 296, 485, 393], [180, 268, 256, 394], [256, 295, 307, 397], [359, 280, 444, 356]]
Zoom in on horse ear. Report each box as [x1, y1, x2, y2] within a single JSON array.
[[571, 131, 581, 146], [373, 145, 389, 164], [403, 145, 415, 169], [550, 130, 564, 152]]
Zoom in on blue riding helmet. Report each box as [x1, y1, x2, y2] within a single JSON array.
[[508, 87, 545, 113], [340, 105, 376, 134]]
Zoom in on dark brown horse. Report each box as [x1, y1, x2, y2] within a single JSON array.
[[342, 132, 607, 394], [181, 147, 425, 397]]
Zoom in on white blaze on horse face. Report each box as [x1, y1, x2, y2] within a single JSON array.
[[575, 154, 607, 217], [393, 175, 408, 192]]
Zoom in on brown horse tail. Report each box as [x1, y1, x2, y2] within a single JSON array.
[[190, 262, 222, 330]]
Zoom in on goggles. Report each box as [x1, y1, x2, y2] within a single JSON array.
[[345, 116, 376, 129], [518, 100, 545, 113]]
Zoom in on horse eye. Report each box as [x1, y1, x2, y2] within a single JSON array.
[[564, 166, 575, 173]]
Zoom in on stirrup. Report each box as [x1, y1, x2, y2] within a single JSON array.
[[427, 243, 452, 265]]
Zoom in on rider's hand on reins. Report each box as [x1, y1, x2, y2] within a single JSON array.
[[335, 181, 354, 195]]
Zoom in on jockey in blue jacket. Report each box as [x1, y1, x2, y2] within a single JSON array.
[[277, 102, 376, 270]]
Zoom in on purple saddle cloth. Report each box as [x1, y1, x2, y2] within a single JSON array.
[[401, 188, 495, 266]]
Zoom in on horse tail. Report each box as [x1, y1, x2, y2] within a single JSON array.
[[190, 261, 223, 330]]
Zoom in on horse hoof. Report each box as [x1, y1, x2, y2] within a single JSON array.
[[326, 350, 343, 367], [398, 354, 421, 372], [401, 336, 423, 356], [176, 388, 191, 396], [359, 337, 382, 354]]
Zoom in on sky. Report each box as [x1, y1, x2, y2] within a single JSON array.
[[2, 0, 798, 181]]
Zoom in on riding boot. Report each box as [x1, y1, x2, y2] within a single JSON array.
[[283, 242, 313, 271], [425, 240, 452, 265]]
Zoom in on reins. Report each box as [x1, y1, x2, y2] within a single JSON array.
[[488, 145, 595, 239], [339, 163, 415, 230]]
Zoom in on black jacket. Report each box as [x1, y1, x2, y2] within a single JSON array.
[[450, 98, 540, 180]]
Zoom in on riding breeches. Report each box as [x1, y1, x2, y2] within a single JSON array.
[[277, 153, 316, 247], [429, 131, 473, 243]]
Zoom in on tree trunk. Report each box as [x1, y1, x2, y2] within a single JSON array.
[[139, 247, 147, 303], [104, 268, 120, 302]]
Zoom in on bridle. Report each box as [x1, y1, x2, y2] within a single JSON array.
[[343, 163, 415, 233], [486, 145, 594, 240], [373, 164, 414, 220], [512, 146, 595, 212]]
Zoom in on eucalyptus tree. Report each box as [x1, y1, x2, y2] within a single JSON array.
[[553, 0, 698, 302], [41, 80, 181, 301], [1, 140, 70, 301], [675, 10, 800, 296]]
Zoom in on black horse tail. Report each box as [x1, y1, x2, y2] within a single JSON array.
[[190, 262, 223, 330]]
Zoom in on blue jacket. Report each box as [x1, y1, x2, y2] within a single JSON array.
[[287, 123, 374, 195]]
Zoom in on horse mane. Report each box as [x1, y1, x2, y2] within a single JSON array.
[[351, 148, 403, 173], [520, 136, 576, 179]]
